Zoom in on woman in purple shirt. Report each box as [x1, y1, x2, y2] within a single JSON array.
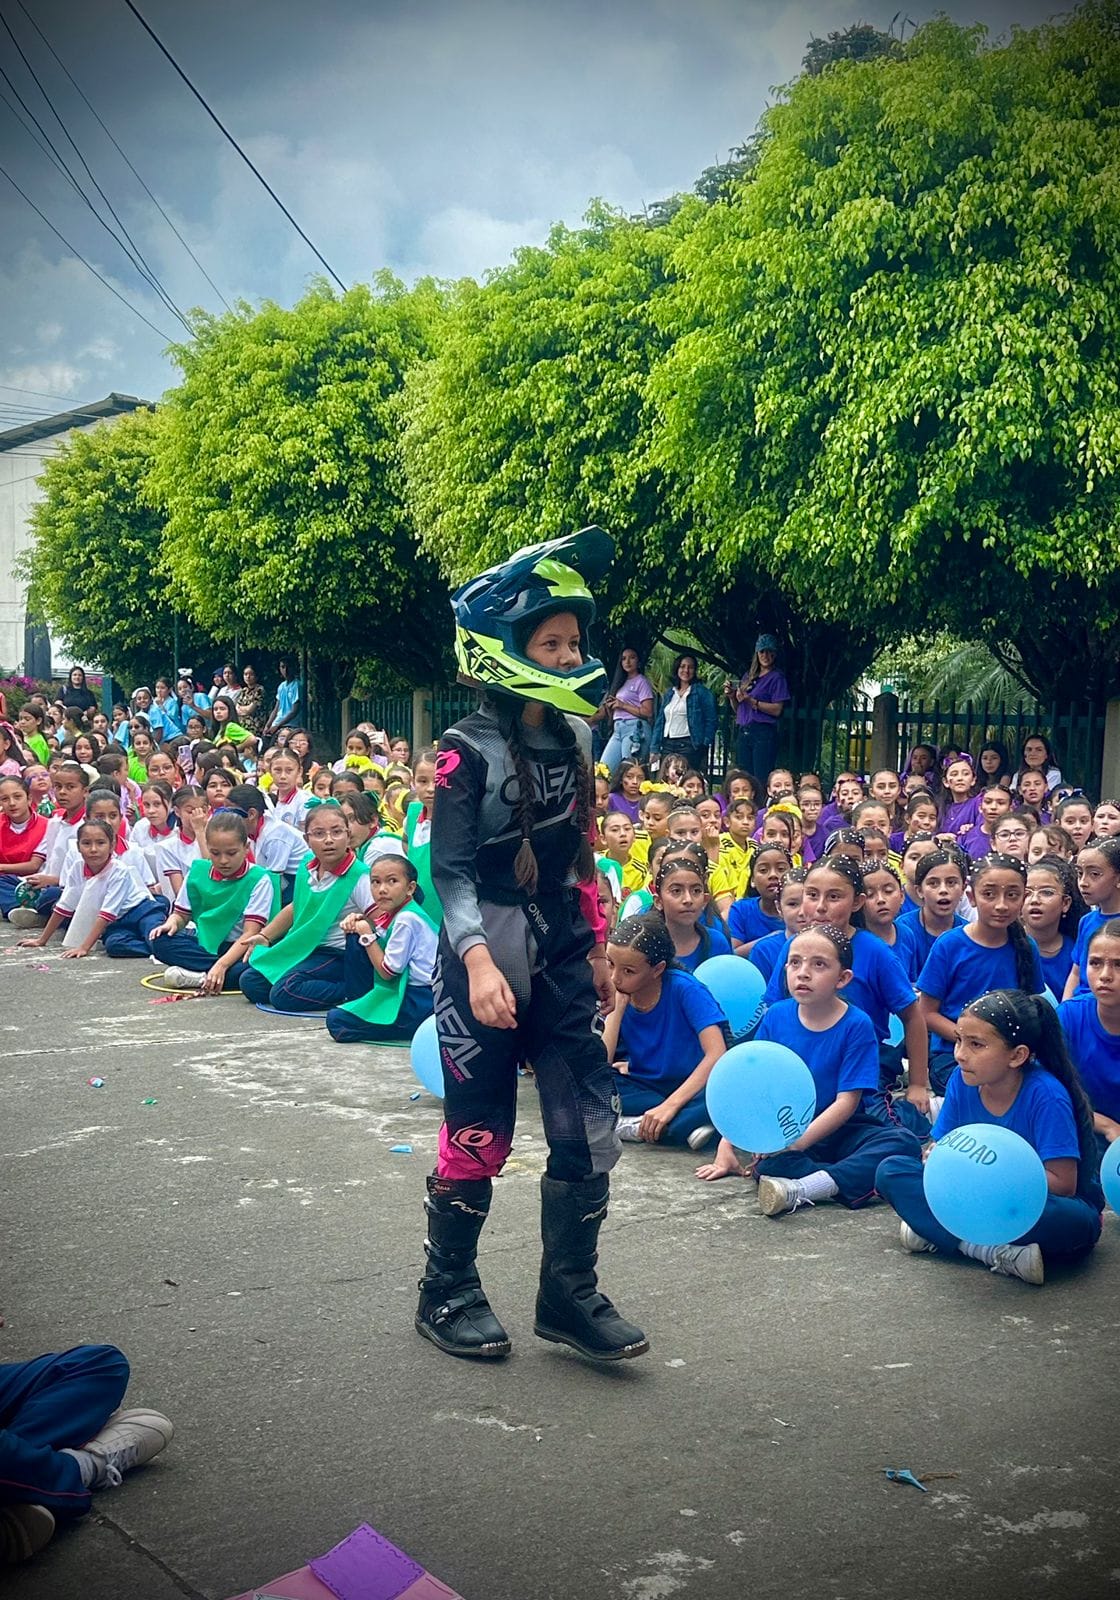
[[598, 646, 655, 773], [725, 633, 791, 780]]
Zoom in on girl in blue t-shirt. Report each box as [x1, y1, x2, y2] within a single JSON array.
[[1024, 855, 1083, 1001], [603, 912, 727, 1149], [728, 844, 788, 955], [749, 866, 807, 984], [918, 853, 1044, 1096], [898, 831, 939, 917], [698, 925, 919, 1206], [876, 990, 1103, 1284], [1059, 919, 1120, 1156], [1063, 837, 1120, 999], [652, 843, 732, 973], [762, 855, 930, 1116], [902, 848, 968, 982]]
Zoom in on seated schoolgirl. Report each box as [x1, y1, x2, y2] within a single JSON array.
[[325, 855, 438, 1043], [850, 799, 894, 846], [1028, 824, 1076, 864], [859, 858, 911, 960], [239, 798, 375, 1012], [130, 782, 175, 887], [681, 769, 708, 802], [696, 795, 725, 873], [940, 756, 979, 836], [755, 804, 803, 869], [629, 785, 674, 874], [986, 811, 1031, 862], [1063, 837, 1120, 998], [652, 842, 732, 972], [156, 786, 209, 902], [796, 785, 827, 862], [598, 810, 646, 900], [876, 990, 1103, 1285], [226, 781, 308, 904], [267, 747, 312, 829], [1093, 799, 1120, 840], [403, 747, 442, 927], [898, 831, 938, 917], [666, 802, 704, 849], [0, 774, 49, 920], [24, 763, 54, 817], [10, 761, 91, 925], [728, 844, 788, 954], [16, 819, 165, 958], [710, 795, 757, 914], [607, 759, 644, 824], [148, 813, 279, 991], [821, 827, 864, 863], [1059, 920, 1120, 1157], [868, 769, 905, 845], [917, 852, 1044, 1095], [619, 835, 674, 920], [336, 790, 382, 865], [902, 790, 940, 849], [762, 854, 929, 1113], [603, 912, 727, 1149], [0, 720, 28, 777], [857, 826, 893, 865], [16, 704, 50, 766], [1054, 794, 1095, 854], [900, 848, 968, 982], [698, 925, 920, 1203], [1024, 855, 1082, 1000], [1016, 769, 1051, 822], [594, 768, 611, 830], [308, 766, 335, 799], [749, 866, 807, 983], [817, 772, 864, 836]]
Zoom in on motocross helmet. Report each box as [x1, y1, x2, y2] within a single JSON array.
[[451, 526, 613, 716]]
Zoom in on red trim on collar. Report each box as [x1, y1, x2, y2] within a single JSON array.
[[82, 859, 112, 879], [57, 804, 86, 824], [210, 859, 250, 882], [308, 849, 356, 879]]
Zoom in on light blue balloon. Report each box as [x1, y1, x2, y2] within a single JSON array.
[[704, 1041, 817, 1153], [923, 1123, 1047, 1246], [694, 955, 767, 1036], [887, 1012, 906, 1048], [409, 1013, 444, 1099], [1101, 1136, 1120, 1216], [1041, 987, 1060, 1009]]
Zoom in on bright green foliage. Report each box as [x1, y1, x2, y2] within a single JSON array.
[[22, 408, 212, 686], [652, 5, 1120, 703], [152, 275, 450, 689]]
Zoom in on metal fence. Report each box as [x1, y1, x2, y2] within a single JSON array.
[[345, 694, 414, 739]]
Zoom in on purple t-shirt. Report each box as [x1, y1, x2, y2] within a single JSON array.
[[735, 669, 790, 728], [941, 796, 979, 835], [612, 674, 654, 723], [607, 792, 641, 824]]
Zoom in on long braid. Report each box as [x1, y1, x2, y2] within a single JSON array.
[[500, 704, 542, 895], [545, 706, 595, 882], [971, 852, 1037, 991]]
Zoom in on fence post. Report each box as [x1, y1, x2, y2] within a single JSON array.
[[1100, 699, 1120, 800], [412, 688, 432, 753], [340, 697, 354, 740], [871, 692, 899, 777]]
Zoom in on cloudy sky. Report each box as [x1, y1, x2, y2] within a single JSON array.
[[1, 0, 1057, 419]]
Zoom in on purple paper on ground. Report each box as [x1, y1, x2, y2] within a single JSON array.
[[309, 1524, 424, 1600]]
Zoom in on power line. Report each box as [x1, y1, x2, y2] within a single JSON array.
[[121, 0, 347, 293], [0, 382, 85, 402], [0, 160, 176, 341], [12, 0, 231, 312], [0, 5, 192, 332]]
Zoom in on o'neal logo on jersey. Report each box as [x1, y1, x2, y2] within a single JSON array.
[[499, 757, 578, 816]]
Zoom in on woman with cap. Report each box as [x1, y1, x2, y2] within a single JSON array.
[[725, 634, 790, 780], [417, 526, 648, 1366]]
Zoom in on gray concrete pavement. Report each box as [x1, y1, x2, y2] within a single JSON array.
[[2, 927, 1119, 1600]]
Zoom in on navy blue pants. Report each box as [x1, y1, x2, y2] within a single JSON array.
[[0, 1345, 129, 1517], [239, 948, 346, 1012], [149, 930, 248, 989], [102, 896, 169, 958], [928, 1047, 957, 1095], [326, 982, 434, 1043], [0, 874, 27, 918], [735, 724, 778, 782], [755, 1115, 920, 1207], [614, 1075, 713, 1147], [876, 1154, 1103, 1260]]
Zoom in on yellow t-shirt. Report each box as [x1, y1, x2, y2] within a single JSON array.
[[711, 838, 754, 903]]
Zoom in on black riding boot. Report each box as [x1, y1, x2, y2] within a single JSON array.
[[415, 1175, 511, 1359], [533, 1173, 649, 1361]]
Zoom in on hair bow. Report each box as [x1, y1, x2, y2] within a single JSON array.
[[304, 796, 342, 811]]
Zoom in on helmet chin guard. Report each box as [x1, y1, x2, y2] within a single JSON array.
[[451, 527, 613, 716]]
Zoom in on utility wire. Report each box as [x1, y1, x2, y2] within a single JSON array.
[[13, 0, 231, 311], [0, 7, 192, 331], [121, 0, 347, 292], [0, 160, 176, 341]]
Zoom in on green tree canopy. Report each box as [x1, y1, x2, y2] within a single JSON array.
[[150, 275, 451, 696], [402, 204, 876, 700], [21, 407, 213, 687], [651, 4, 1120, 706]]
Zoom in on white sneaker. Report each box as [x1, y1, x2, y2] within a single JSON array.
[[85, 1408, 174, 1487], [616, 1116, 644, 1143], [0, 1504, 55, 1564], [757, 1175, 810, 1217], [686, 1124, 717, 1152], [8, 908, 45, 929], [900, 1221, 937, 1254], [986, 1243, 1044, 1285], [160, 965, 205, 990]]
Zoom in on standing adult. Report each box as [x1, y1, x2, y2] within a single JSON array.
[[212, 665, 241, 711], [651, 653, 717, 776], [234, 663, 267, 735], [60, 668, 97, 726], [725, 633, 790, 780], [598, 646, 655, 773], [172, 673, 212, 735], [262, 659, 302, 741]]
